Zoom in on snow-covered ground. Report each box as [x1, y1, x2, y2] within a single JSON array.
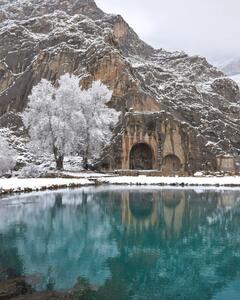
[[60, 171, 111, 178], [98, 175, 240, 187], [0, 174, 240, 196], [0, 177, 93, 194]]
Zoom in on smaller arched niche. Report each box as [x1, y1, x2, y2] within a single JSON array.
[[162, 154, 181, 173], [130, 143, 153, 170]]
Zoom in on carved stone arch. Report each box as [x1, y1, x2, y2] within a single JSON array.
[[130, 143, 153, 170]]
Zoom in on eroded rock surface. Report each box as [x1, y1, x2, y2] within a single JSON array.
[[0, 0, 239, 172]]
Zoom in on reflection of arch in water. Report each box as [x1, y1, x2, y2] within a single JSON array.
[[129, 193, 154, 220], [162, 154, 182, 174], [130, 143, 153, 170], [121, 192, 159, 231]]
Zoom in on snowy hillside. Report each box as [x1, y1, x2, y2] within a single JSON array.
[[0, 0, 239, 157]]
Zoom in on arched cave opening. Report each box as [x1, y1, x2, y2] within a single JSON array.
[[130, 143, 153, 170]]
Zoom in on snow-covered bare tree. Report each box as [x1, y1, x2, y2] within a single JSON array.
[[0, 135, 16, 176], [79, 80, 120, 166], [22, 74, 119, 170], [22, 74, 86, 170]]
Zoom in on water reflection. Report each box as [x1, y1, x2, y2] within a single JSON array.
[[0, 187, 240, 300]]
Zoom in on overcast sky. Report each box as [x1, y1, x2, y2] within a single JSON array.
[[96, 0, 240, 65]]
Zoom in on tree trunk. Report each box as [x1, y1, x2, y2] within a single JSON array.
[[56, 156, 64, 170], [83, 156, 88, 170], [53, 145, 64, 170], [83, 129, 90, 170]]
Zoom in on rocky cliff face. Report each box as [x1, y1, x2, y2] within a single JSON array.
[[0, 0, 239, 161]]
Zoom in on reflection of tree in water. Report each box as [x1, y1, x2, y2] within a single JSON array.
[[0, 228, 24, 281], [0, 189, 240, 300], [0, 190, 119, 291]]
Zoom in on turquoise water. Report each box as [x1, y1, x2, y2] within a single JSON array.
[[0, 187, 240, 299]]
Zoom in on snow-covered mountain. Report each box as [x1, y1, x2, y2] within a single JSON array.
[[219, 57, 240, 76], [230, 74, 240, 87], [0, 0, 239, 157], [217, 57, 240, 88]]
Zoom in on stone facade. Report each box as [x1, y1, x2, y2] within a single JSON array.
[[217, 155, 240, 174], [121, 112, 186, 175], [1, 0, 239, 176], [99, 110, 220, 175]]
